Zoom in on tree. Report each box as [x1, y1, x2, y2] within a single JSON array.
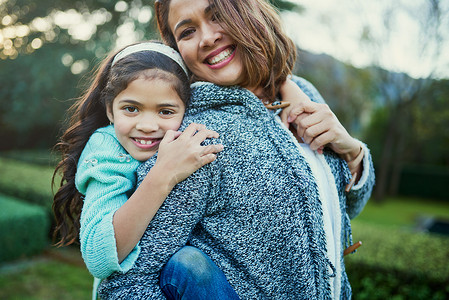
[[0, 0, 300, 150], [359, 0, 449, 200]]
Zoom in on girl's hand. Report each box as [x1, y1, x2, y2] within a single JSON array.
[[155, 123, 224, 189]]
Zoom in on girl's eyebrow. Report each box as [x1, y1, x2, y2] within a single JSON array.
[[174, 4, 215, 33], [156, 103, 181, 108], [118, 99, 141, 106], [118, 99, 181, 108]]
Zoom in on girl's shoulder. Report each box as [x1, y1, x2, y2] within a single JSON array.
[[78, 125, 136, 169]]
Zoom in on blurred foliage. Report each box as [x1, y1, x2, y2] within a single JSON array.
[[0, 157, 55, 209], [0, 194, 49, 262], [295, 51, 377, 137]]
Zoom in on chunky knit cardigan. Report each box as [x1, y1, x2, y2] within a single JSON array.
[[98, 77, 375, 299]]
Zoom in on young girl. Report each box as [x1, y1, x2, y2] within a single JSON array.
[[51, 42, 232, 296]]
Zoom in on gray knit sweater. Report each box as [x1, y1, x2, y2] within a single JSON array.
[[98, 77, 375, 299]]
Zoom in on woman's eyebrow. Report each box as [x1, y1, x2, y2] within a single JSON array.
[[174, 4, 215, 33]]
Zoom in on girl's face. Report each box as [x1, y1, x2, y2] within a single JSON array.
[[107, 76, 185, 161], [168, 0, 245, 86]]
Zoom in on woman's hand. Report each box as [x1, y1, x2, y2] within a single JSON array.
[[279, 78, 361, 158], [155, 123, 224, 189]]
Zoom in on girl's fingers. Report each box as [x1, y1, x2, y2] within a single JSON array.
[[179, 123, 207, 138], [201, 144, 224, 156], [287, 101, 319, 123], [280, 106, 293, 128], [160, 130, 179, 144], [190, 128, 220, 143], [198, 153, 218, 166]]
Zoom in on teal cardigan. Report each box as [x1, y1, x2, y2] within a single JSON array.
[[76, 125, 141, 279]]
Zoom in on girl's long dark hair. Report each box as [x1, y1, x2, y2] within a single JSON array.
[[52, 41, 190, 247]]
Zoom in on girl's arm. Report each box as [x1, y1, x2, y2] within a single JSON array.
[[112, 123, 223, 263]]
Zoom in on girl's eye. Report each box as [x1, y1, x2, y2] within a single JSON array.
[[124, 106, 138, 113], [160, 109, 174, 115]]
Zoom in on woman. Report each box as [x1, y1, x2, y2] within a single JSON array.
[[97, 0, 375, 299]]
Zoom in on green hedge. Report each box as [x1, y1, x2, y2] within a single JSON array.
[[398, 164, 449, 201], [0, 195, 50, 262], [346, 222, 449, 299], [0, 157, 55, 209]]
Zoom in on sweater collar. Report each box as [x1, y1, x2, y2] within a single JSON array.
[[188, 82, 269, 116]]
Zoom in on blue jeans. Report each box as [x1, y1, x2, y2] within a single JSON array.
[[160, 246, 240, 300]]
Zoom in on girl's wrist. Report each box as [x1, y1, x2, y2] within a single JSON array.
[[143, 163, 176, 194]]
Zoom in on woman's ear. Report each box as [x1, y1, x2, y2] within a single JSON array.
[[106, 105, 114, 124]]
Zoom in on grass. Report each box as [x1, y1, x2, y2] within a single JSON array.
[[0, 247, 92, 300], [352, 196, 449, 229]]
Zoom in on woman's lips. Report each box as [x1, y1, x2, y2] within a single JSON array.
[[205, 46, 236, 69]]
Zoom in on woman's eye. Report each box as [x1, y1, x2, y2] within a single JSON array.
[[124, 106, 138, 113], [211, 12, 221, 22], [178, 28, 195, 40]]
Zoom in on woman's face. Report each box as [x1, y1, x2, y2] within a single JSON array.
[[167, 0, 245, 86]]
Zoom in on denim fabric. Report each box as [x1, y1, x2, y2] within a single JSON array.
[[160, 246, 240, 300]]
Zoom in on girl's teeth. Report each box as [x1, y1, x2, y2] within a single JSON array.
[[208, 48, 233, 65], [137, 139, 151, 145]]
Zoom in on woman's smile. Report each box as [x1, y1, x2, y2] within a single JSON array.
[[205, 46, 236, 68]]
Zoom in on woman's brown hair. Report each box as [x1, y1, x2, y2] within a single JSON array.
[[155, 0, 297, 101], [52, 41, 190, 246]]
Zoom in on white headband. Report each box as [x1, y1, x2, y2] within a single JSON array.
[[111, 42, 189, 76]]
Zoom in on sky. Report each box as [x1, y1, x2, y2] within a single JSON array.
[[282, 0, 449, 79]]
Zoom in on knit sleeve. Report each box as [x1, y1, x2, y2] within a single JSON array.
[[76, 128, 141, 279], [133, 130, 216, 268], [345, 141, 375, 219]]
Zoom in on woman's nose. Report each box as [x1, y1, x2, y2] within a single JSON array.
[[199, 24, 222, 48]]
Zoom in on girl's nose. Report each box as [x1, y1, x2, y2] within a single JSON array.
[[199, 24, 222, 48], [136, 117, 158, 132]]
